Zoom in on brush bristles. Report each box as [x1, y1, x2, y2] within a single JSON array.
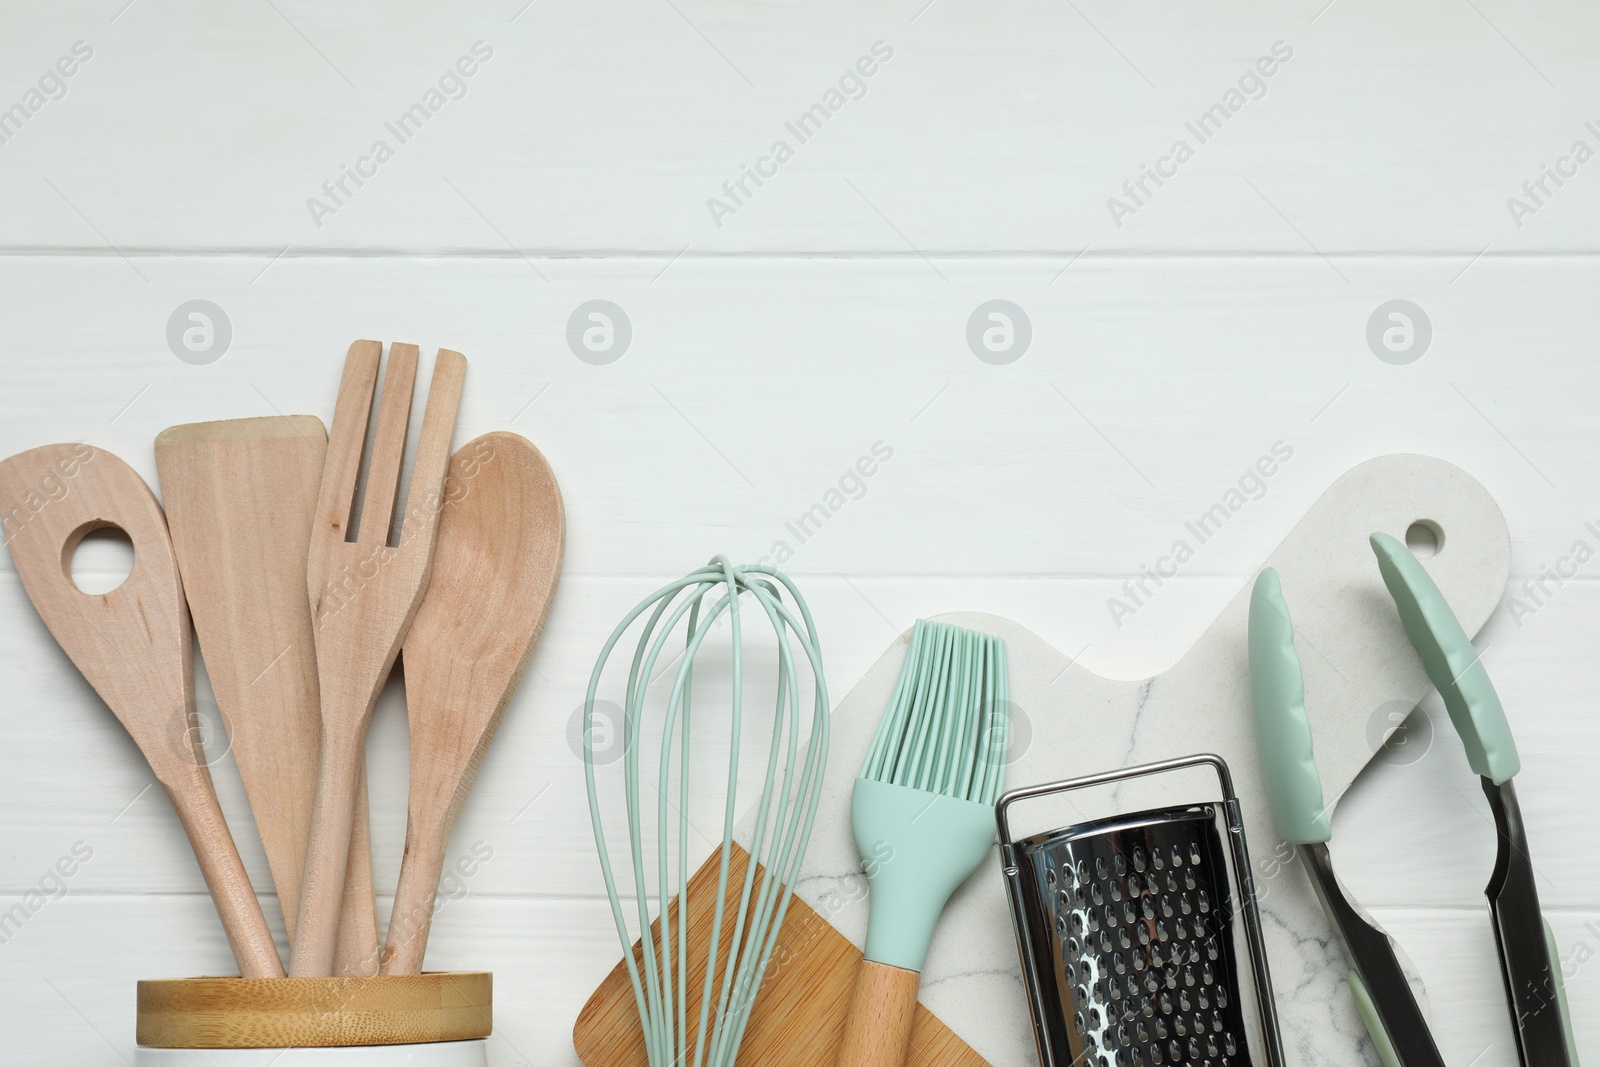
[[860, 619, 1011, 805]]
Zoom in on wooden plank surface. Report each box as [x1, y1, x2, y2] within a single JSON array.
[[0, 255, 1598, 582], [0, 1, 1597, 254]]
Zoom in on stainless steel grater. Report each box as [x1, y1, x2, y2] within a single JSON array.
[[997, 754, 1286, 1067]]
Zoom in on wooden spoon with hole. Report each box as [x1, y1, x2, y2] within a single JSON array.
[[381, 431, 564, 974], [0, 443, 283, 977]]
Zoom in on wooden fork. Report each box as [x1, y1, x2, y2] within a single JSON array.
[[290, 340, 465, 977]]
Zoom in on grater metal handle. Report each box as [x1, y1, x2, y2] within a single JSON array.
[[996, 752, 1238, 846], [1000, 837, 1058, 1065]]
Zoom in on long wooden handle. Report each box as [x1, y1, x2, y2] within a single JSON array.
[[380, 817, 448, 975], [836, 959, 922, 1067], [162, 770, 284, 979], [290, 733, 363, 976], [333, 771, 382, 976]]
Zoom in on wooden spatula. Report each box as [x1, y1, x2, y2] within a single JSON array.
[[0, 443, 283, 978], [381, 431, 564, 974], [291, 341, 465, 977], [156, 416, 382, 976]]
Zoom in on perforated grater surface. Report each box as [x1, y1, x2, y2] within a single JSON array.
[[997, 754, 1286, 1067]]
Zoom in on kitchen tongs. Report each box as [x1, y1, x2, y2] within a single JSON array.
[[1248, 534, 1579, 1067]]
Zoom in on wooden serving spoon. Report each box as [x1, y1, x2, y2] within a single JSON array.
[[0, 443, 283, 978], [156, 416, 382, 975], [381, 431, 564, 974]]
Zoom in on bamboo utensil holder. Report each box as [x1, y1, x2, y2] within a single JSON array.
[[135, 972, 491, 1065]]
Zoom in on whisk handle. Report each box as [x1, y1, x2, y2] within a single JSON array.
[[836, 959, 921, 1067]]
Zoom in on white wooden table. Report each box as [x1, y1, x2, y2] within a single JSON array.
[[0, 2, 1596, 1064]]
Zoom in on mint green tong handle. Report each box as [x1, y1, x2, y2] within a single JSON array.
[[1346, 932, 1579, 1067], [1369, 532, 1521, 785], [1248, 568, 1331, 845], [1348, 971, 1403, 1067], [1545, 919, 1583, 1066]]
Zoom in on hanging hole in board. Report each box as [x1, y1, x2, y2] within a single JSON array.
[[1405, 519, 1443, 557], [64, 522, 135, 594]]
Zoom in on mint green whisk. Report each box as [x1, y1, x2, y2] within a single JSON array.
[[582, 558, 829, 1067]]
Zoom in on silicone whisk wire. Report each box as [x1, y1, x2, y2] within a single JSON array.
[[583, 558, 830, 1067]]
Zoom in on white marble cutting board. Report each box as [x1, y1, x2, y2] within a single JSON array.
[[736, 453, 1510, 1066]]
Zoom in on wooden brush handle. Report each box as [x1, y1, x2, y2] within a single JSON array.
[[836, 959, 922, 1067], [162, 767, 284, 978], [290, 733, 364, 977], [380, 815, 449, 975]]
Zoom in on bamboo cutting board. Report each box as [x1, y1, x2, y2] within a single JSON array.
[[574, 843, 985, 1066], [575, 455, 1511, 1066]]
